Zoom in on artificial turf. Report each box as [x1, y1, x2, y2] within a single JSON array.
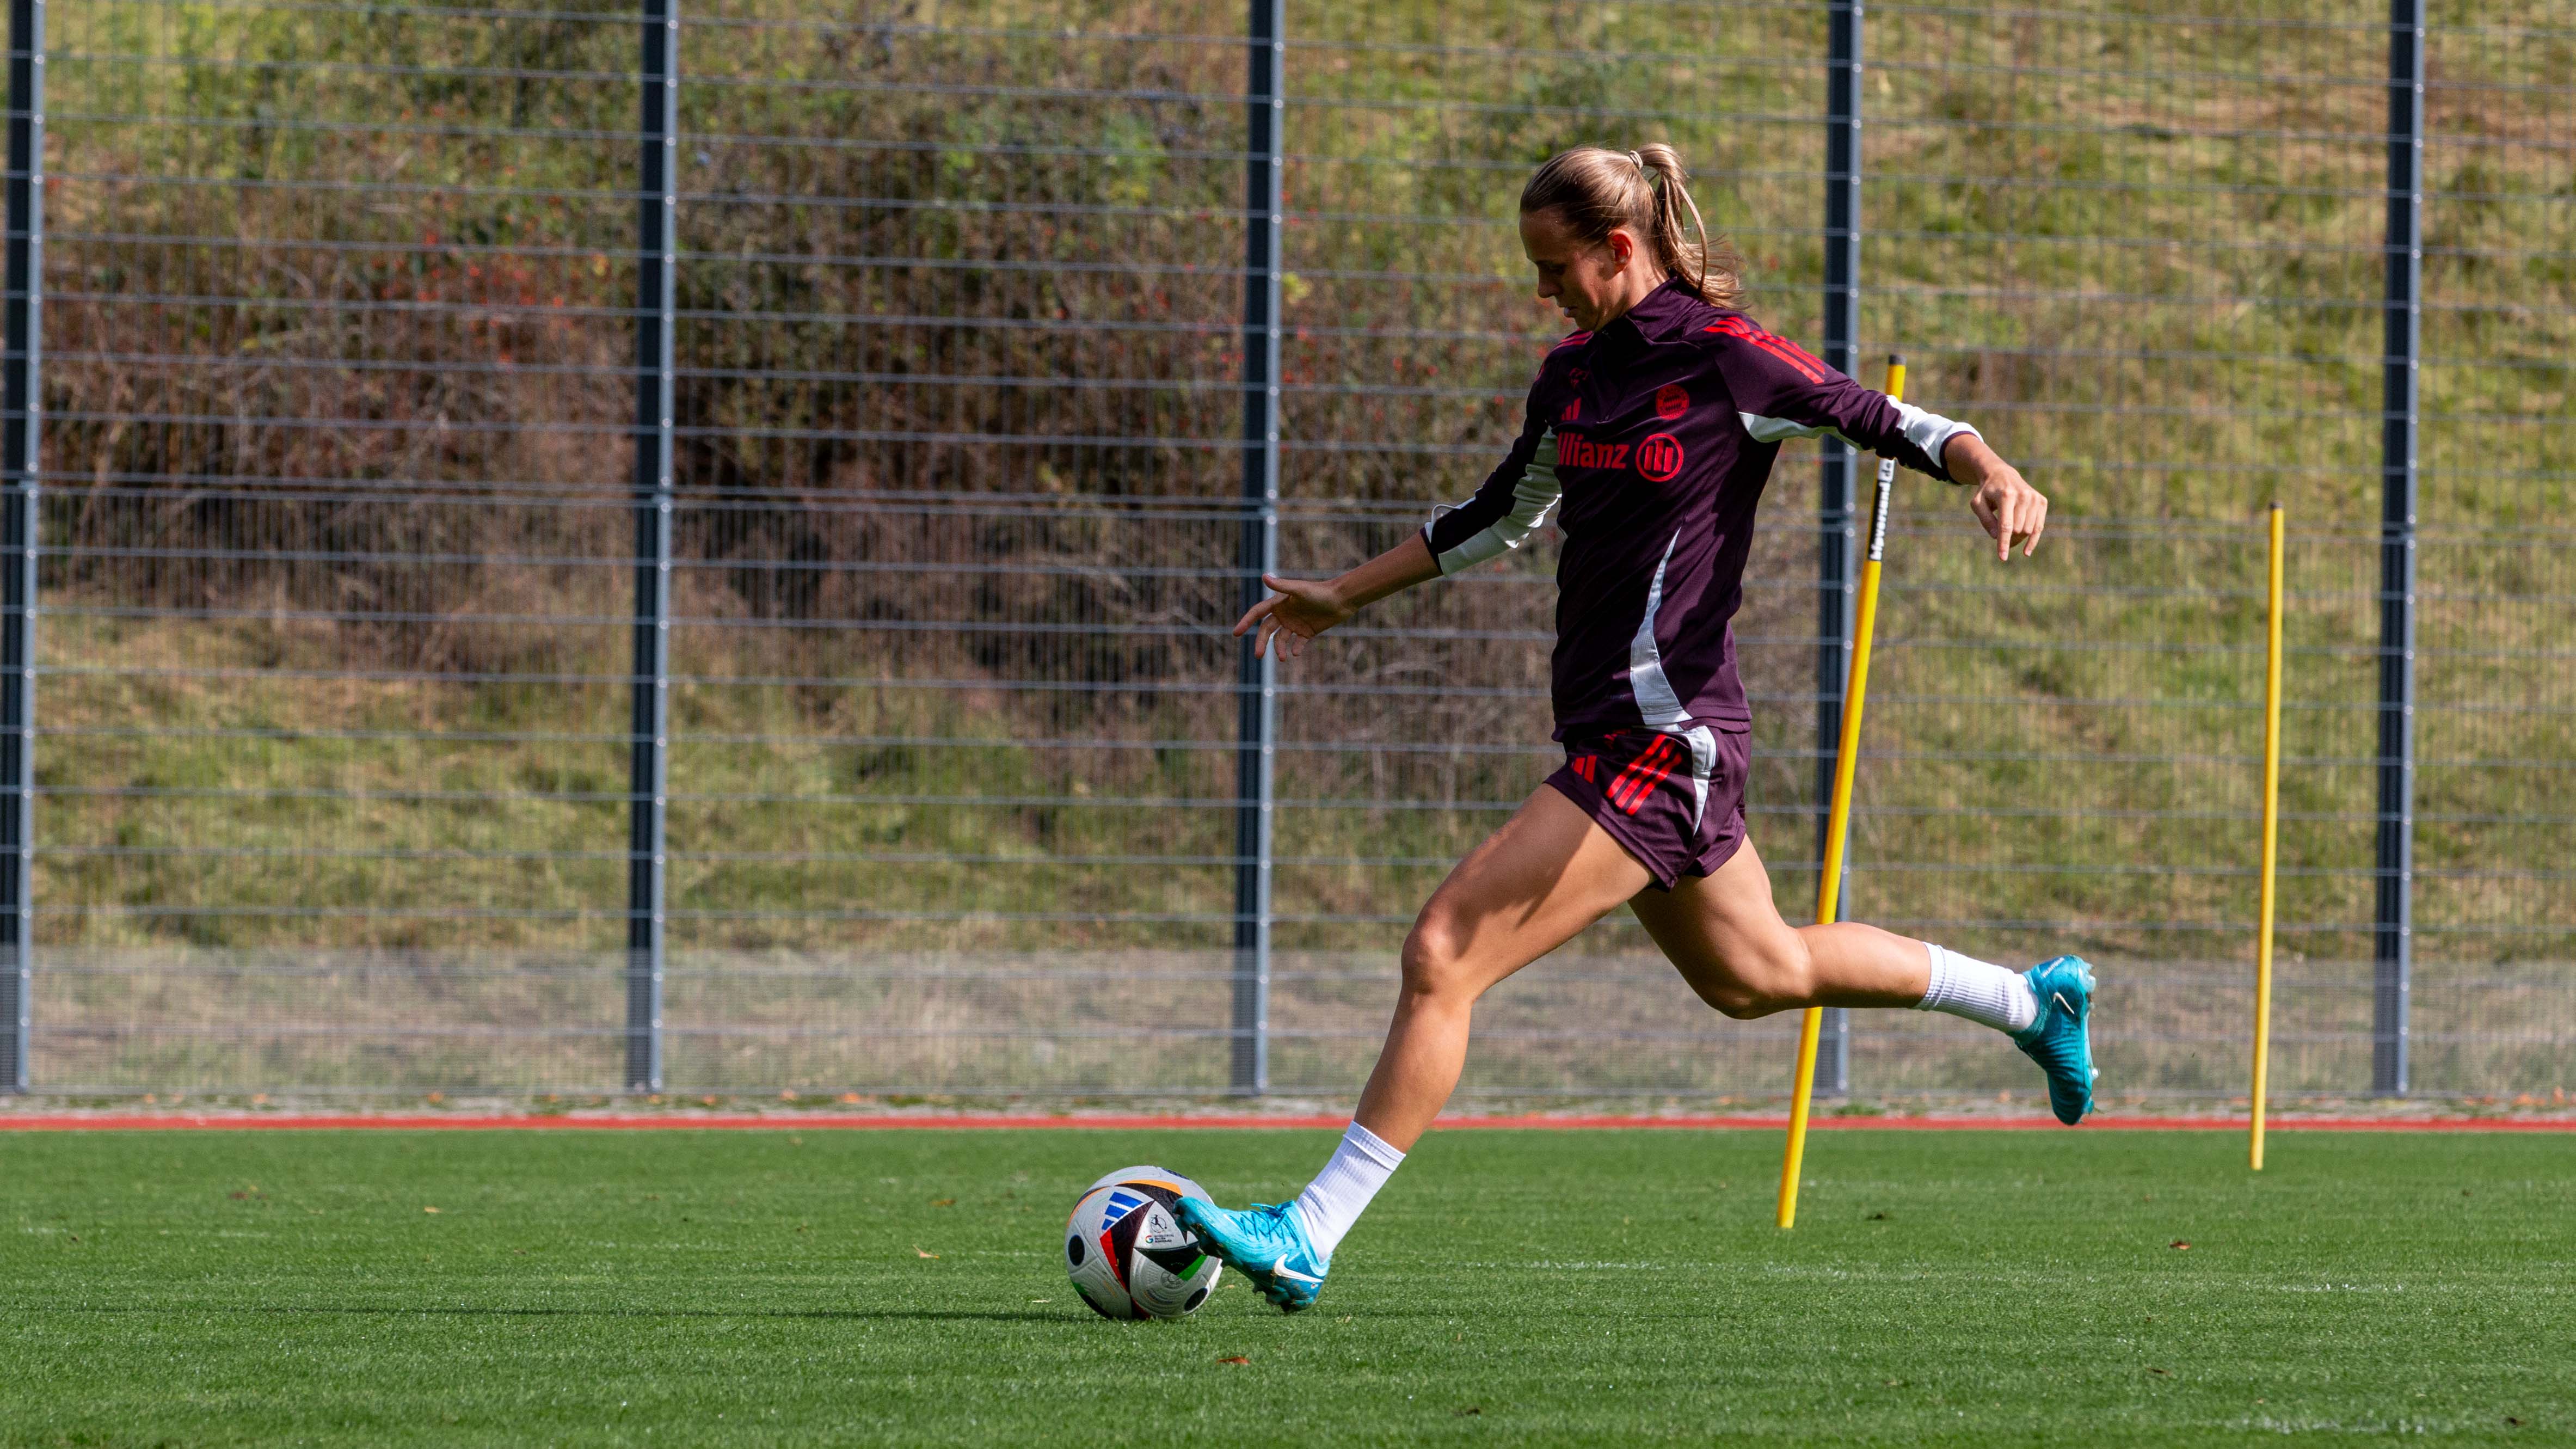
[[1, 1127, 2568, 1446]]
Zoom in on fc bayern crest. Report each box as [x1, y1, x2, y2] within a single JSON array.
[[1654, 383, 1689, 419]]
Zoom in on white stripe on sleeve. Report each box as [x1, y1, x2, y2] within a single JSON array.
[[1426, 429, 1562, 575], [1889, 399, 1979, 474], [1735, 409, 1845, 445], [1736, 404, 1978, 477]]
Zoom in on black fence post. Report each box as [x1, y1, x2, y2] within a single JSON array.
[[628, 0, 677, 1094], [0, 0, 41, 1095], [1812, 0, 1862, 1096], [2372, 0, 2422, 1097], [1231, 0, 1284, 1096]]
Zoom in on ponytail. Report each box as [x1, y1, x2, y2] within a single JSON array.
[[1519, 143, 1744, 309]]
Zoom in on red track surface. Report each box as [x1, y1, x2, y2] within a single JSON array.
[[3, 1113, 2570, 1132]]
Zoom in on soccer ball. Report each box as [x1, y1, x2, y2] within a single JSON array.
[[1063, 1165, 1223, 1321]]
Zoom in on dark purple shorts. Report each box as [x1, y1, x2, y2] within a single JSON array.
[[1544, 725, 1752, 891]]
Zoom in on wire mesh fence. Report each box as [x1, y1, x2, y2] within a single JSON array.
[[13, 0, 2571, 1101]]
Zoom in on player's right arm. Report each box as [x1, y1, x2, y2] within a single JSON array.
[[1234, 375, 1564, 660], [1233, 532, 1440, 661]]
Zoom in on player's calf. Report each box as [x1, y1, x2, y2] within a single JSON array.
[[1684, 946, 1819, 1020]]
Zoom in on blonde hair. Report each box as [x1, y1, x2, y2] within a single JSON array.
[[1518, 143, 1744, 309]]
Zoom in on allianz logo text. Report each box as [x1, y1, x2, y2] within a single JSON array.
[[1559, 431, 1686, 483]]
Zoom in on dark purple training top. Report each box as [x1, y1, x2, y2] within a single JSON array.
[[1422, 278, 1978, 747]]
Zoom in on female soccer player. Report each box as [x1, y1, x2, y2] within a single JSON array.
[[1178, 145, 2095, 1312]]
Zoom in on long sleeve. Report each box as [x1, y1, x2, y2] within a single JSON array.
[[1421, 386, 1564, 576], [1701, 315, 1978, 481]]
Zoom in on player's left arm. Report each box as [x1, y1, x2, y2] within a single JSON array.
[[1940, 432, 2048, 561], [1700, 320, 2047, 561]]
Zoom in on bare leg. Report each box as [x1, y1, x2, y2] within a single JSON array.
[[1351, 786, 1651, 1151], [1625, 832, 1932, 1018]]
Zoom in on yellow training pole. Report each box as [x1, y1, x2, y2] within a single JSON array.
[[1779, 354, 1906, 1230], [2250, 503, 2285, 1170]]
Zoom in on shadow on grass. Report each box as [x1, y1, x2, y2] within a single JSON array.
[[39, 1303, 1072, 1324]]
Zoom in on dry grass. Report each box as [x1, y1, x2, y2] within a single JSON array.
[[23, 1, 2574, 1094]]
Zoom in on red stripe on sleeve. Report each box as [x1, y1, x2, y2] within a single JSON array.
[[1703, 316, 1828, 383]]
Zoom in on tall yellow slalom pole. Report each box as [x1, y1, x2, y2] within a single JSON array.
[[1778, 355, 1906, 1230], [2250, 504, 2285, 1170]]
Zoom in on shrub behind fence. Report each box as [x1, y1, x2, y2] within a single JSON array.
[[10, 0, 2569, 1101]]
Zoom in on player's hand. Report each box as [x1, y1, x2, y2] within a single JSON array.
[[1232, 574, 1352, 660], [1965, 460, 2048, 561]]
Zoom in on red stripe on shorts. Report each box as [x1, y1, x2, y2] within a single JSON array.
[[1607, 734, 1680, 815]]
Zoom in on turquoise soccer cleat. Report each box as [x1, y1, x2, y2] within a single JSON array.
[[2014, 955, 2100, 1125], [1173, 1198, 1330, 1313]]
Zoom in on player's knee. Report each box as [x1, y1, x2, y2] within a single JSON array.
[[1704, 984, 1772, 1020], [1699, 942, 1815, 1019], [1398, 910, 1476, 1003]]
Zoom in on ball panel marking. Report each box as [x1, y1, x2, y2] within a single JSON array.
[[1064, 1166, 1222, 1321]]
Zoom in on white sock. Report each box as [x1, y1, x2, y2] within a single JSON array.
[[1289, 1121, 1406, 1258], [1915, 942, 2039, 1035]]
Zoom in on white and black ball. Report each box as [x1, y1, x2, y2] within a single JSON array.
[[1063, 1165, 1222, 1321]]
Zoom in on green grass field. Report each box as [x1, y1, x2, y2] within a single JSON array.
[[3, 1128, 2569, 1446]]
